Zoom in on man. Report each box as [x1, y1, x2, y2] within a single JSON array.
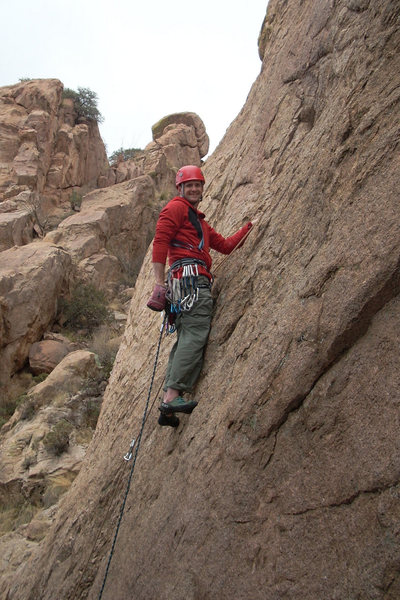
[[147, 165, 252, 427]]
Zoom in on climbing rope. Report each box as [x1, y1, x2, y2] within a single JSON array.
[[97, 314, 167, 600], [95, 222, 255, 597]]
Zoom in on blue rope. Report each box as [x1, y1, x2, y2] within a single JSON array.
[[97, 315, 166, 599]]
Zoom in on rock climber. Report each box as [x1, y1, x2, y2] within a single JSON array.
[[147, 165, 252, 427]]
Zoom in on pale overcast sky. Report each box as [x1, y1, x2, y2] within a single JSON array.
[[1, 0, 268, 158]]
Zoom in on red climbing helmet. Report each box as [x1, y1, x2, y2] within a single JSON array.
[[175, 165, 205, 188]]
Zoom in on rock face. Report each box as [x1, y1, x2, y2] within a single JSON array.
[[3, 2, 400, 599], [0, 80, 109, 202], [0, 243, 72, 387], [0, 79, 111, 252], [111, 111, 209, 196], [0, 204, 34, 251], [45, 174, 159, 295], [0, 108, 208, 393], [0, 350, 103, 594]]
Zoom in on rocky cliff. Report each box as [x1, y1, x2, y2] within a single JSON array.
[[0, 84, 208, 391], [0, 79, 110, 223], [2, 0, 400, 599], [0, 81, 209, 593]]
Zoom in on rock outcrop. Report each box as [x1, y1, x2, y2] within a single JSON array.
[[0, 175, 157, 393], [45, 174, 159, 294], [0, 204, 34, 251], [0, 79, 110, 204], [3, 2, 400, 598], [111, 111, 209, 195], [0, 350, 103, 593], [0, 102, 208, 394], [0, 79, 111, 253], [0, 243, 72, 387]]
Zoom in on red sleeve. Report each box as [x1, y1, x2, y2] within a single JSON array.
[[152, 201, 184, 264], [207, 222, 252, 255]]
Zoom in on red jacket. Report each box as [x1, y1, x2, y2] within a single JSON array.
[[152, 196, 252, 280]]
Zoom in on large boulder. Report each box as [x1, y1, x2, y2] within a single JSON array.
[[0, 208, 34, 251], [28, 337, 73, 375], [44, 175, 160, 294], [151, 112, 209, 158], [0, 242, 71, 389]]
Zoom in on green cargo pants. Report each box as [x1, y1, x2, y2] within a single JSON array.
[[164, 277, 213, 393]]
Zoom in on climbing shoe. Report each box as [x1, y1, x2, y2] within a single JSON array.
[[159, 397, 198, 415], [158, 412, 180, 428]]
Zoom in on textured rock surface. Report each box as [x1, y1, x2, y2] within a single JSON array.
[[0, 243, 71, 387], [0, 206, 34, 251], [111, 111, 209, 196], [150, 111, 209, 161], [0, 351, 102, 593], [0, 79, 110, 249], [0, 79, 109, 201], [44, 174, 159, 294], [2, 1, 400, 599], [28, 337, 73, 375]]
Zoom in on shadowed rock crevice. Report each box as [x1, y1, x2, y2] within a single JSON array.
[[288, 481, 400, 517]]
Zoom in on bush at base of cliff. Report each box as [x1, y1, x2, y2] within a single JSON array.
[[0, 399, 18, 429], [43, 419, 73, 456], [61, 283, 111, 334], [90, 324, 119, 379], [81, 398, 102, 429]]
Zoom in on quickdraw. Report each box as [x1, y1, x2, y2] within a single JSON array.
[[166, 258, 210, 315]]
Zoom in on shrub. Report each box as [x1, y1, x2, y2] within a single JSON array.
[[109, 147, 142, 165], [82, 399, 102, 429], [33, 373, 48, 384], [69, 190, 82, 211], [43, 419, 73, 456], [90, 325, 119, 379], [0, 498, 38, 534], [61, 283, 111, 333], [0, 398, 17, 428], [20, 398, 36, 421], [62, 86, 103, 123], [0, 393, 30, 428]]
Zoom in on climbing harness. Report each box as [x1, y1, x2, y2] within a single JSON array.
[[166, 257, 212, 316], [97, 314, 166, 600]]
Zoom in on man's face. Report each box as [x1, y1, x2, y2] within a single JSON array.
[[184, 180, 204, 204]]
